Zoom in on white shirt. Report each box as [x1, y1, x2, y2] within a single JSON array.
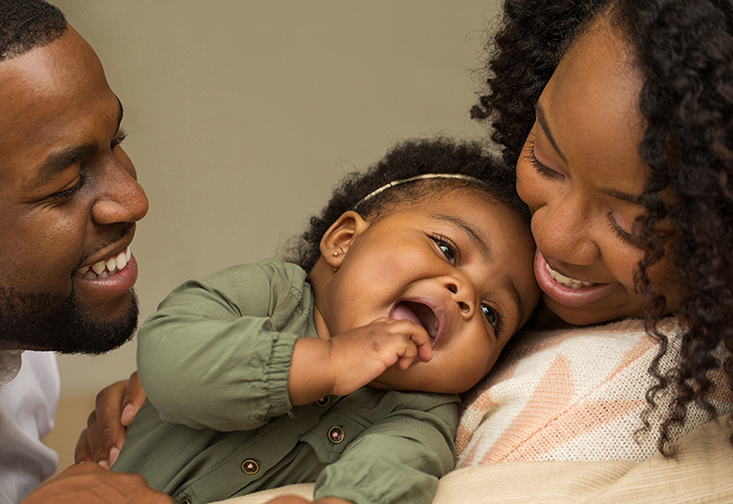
[[0, 351, 60, 504]]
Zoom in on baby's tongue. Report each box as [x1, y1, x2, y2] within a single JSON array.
[[391, 302, 421, 325]]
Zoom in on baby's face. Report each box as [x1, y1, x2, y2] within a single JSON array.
[[318, 191, 540, 394]]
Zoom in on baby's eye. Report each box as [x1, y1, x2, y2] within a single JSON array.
[[431, 236, 457, 266], [481, 304, 501, 333], [438, 243, 455, 265]]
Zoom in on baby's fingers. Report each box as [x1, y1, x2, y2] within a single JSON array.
[[412, 332, 433, 363], [396, 335, 419, 370]]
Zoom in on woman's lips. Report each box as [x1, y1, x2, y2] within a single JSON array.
[[534, 250, 618, 308]]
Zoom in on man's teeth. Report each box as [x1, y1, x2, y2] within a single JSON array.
[[545, 263, 596, 289], [76, 248, 131, 279]]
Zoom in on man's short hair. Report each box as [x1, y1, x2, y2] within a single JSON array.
[[0, 0, 66, 61]]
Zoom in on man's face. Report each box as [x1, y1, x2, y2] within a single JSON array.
[[0, 27, 149, 353]]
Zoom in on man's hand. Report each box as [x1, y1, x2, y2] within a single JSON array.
[[75, 371, 146, 468], [21, 463, 172, 504], [288, 318, 432, 404]]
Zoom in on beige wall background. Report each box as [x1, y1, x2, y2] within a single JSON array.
[[46, 0, 499, 468]]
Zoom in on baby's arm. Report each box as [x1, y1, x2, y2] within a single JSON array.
[[287, 318, 433, 405], [137, 261, 305, 431]]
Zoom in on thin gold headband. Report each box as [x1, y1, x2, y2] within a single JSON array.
[[353, 173, 486, 209]]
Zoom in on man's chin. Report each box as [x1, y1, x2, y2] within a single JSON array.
[[0, 286, 139, 355]]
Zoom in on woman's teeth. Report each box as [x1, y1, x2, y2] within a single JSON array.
[[545, 262, 596, 289], [76, 248, 131, 279]]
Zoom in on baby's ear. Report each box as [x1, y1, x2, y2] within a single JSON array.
[[319, 210, 370, 269]]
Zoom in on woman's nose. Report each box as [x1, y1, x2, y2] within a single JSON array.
[[532, 193, 599, 267], [91, 159, 149, 226]]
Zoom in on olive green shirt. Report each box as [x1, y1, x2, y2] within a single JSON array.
[[113, 258, 459, 504]]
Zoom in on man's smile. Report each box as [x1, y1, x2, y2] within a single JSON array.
[[75, 247, 131, 279]]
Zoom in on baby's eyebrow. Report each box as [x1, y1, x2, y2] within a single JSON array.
[[431, 214, 492, 262]]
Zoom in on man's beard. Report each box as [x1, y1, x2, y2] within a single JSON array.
[[0, 284, 139, 355]]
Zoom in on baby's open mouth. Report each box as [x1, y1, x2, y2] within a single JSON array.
[[391, 300, 439, 341]]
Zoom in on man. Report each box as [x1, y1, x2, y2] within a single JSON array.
[[0, 1, 170, 502]]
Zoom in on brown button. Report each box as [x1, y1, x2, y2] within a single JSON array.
[[315, 396, 330, 407], [241, 459, 260, 474], [328, 426, 344, 444]]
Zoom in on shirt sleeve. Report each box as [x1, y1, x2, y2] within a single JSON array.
[[137, 260, 307, 431], [313, 394, 459, 504]]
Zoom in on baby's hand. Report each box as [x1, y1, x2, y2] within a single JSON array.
[[327, 318, 432, 396]]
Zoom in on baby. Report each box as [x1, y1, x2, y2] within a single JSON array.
[[112, 138, 540, 504]]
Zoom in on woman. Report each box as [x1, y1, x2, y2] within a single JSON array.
[[470, 0, 733, 450], [81, 0, 733, 501]]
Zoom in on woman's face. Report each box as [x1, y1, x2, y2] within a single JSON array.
[[515, 18, 679, 326]]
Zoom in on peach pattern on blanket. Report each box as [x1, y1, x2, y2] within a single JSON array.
[[456, 319, 733, 466]]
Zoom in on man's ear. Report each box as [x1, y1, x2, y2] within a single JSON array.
[[319, 210, 370, 270]]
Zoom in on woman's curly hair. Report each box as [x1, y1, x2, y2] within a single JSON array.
[[286, 137, 530, 274], [473, 0, 733, 451]]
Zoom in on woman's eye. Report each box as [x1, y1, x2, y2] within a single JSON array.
[[607, 212, 637, 246], [525, 139, 564, 181], [481, 304, 501, 333]]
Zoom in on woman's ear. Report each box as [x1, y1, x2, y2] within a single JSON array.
[[319, 210, 370, 270]]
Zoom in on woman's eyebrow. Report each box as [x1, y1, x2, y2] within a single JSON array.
[[535, 104, 568, 164]]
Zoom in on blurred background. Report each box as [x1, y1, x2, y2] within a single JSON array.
[[45, 0, 499, 470]]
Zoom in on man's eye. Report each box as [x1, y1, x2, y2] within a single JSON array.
[[50, 177, 83, 199], [481, 304, 501, 333], [111, 129, 127, 148]]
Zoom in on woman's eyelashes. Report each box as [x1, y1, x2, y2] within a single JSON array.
[[608, 212, 639, 246], [526, 139, 564, 180]]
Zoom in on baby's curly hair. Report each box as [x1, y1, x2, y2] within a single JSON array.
[[286, 137, 530, 274], [473, 0, 733, 450]]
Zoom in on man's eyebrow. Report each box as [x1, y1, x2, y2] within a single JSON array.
[[535, 104, 568, 164], [433, 214, 492, 261], [28, 98, 124, 190]]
